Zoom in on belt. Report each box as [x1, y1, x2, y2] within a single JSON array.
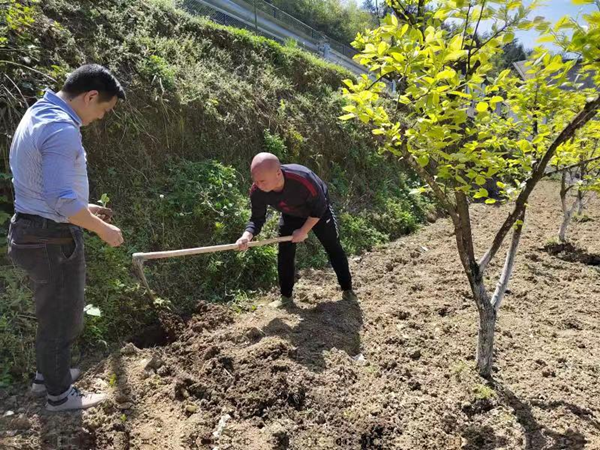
[[18, 235, 75, 245], [13, 213, 75, 244], [15, 213, 71, 228]]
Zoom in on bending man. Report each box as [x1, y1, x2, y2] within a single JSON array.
[[236, 153, 355, 307]]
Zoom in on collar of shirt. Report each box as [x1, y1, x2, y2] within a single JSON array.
[[43, 89, 83, 127]]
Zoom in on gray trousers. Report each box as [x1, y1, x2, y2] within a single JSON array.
[[8, 214, 85, 397]]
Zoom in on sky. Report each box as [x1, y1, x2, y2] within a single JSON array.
[[340, 0, 598, 51], [480, 1, 597, 51]]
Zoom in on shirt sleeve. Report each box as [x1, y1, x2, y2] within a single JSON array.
[[39, 123, 87, 218], [245, 188, 268, 236]]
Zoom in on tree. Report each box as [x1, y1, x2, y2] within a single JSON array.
[[362, 0, 393, 20], [550, 121, 600, 243], [341, 0, 600, 377], [362, 0, 379, 16], [269, 0, 377, 45]]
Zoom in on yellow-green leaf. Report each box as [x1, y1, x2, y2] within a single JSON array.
[[476, 102, 489, 113], [436, 68, 456, 80], [398, 23, 409, 38], [537, 35, 556, 44], [445, 50, 467, 62], [339, 113, 356, 121], [503, 32, 515, 44], [342, 79, 354, 89], [390, 52, 405, 62], [473, 188, 489, 199], [417, 154, 430, 167], [449, 90, 472, 99]]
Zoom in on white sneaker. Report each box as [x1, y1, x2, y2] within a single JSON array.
[[46, 386, 107, 412], [31, 368, 82, 397]]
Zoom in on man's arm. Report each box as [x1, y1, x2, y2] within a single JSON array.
[[237, 191, 266, 251], [68, 207, 123, 247], [291, 216, 320, 243]]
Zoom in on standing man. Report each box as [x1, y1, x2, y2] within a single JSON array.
[[8, 64, 125, 412], [236, 153, 356, 307]]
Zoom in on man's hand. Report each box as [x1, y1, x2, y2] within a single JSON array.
[[89, 204, 113, 223], [97, 223, 124, 247], [291, 229, 309, 243], [236, 231, 254, 251]]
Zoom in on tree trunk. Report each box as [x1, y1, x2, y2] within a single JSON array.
[[491, 210, 525, 312], [474, 281, 496, 378], [577, 160, 586, 215], [558, 212, 572, 243], [558, 172, 572, 243], [577, 190, 585, 215], [452, 203, 497, 378]]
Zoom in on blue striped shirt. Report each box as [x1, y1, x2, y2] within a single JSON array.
[[10, 90, 89, 223]]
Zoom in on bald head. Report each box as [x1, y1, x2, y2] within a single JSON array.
[[251, 152, 281, 175], [251, 152, 284, 192]]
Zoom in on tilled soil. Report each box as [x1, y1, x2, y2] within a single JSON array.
[[1, 181, 600, 449]]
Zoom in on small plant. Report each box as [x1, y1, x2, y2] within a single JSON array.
[[339, 212, 387, 255], [574, 214, 592, 223], [263, 130, 288, 160], [138, 55, 177, 91], [284, 38, 298, 49], [451, 360, 469, 377], [473, 384, 496, 400], [98, 193, 110, 207], [83, 304, 102, 317]]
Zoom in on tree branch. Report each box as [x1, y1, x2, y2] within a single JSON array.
[[367, 73, 389, 90], [389, 0, 416, 26], [461, 2, 473, 52], [455, 190, 478, 270], [491, 208, 525, 312], [467, 0, 486, 73], [479, 94, 600, 271], [0, 60, 56, 81], [544, 155, 600, 176], [397, 139, 459, 220]]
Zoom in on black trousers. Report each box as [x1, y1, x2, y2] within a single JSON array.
[[7, 214, 85, 397], [278, 205, 352, 297]]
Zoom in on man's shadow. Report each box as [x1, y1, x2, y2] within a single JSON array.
[[486, 380, 591, 450], [37, 351, 134, 449], [262, 293, 363, 372]]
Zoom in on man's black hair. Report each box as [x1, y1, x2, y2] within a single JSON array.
[[62, 64, 125, 102]]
